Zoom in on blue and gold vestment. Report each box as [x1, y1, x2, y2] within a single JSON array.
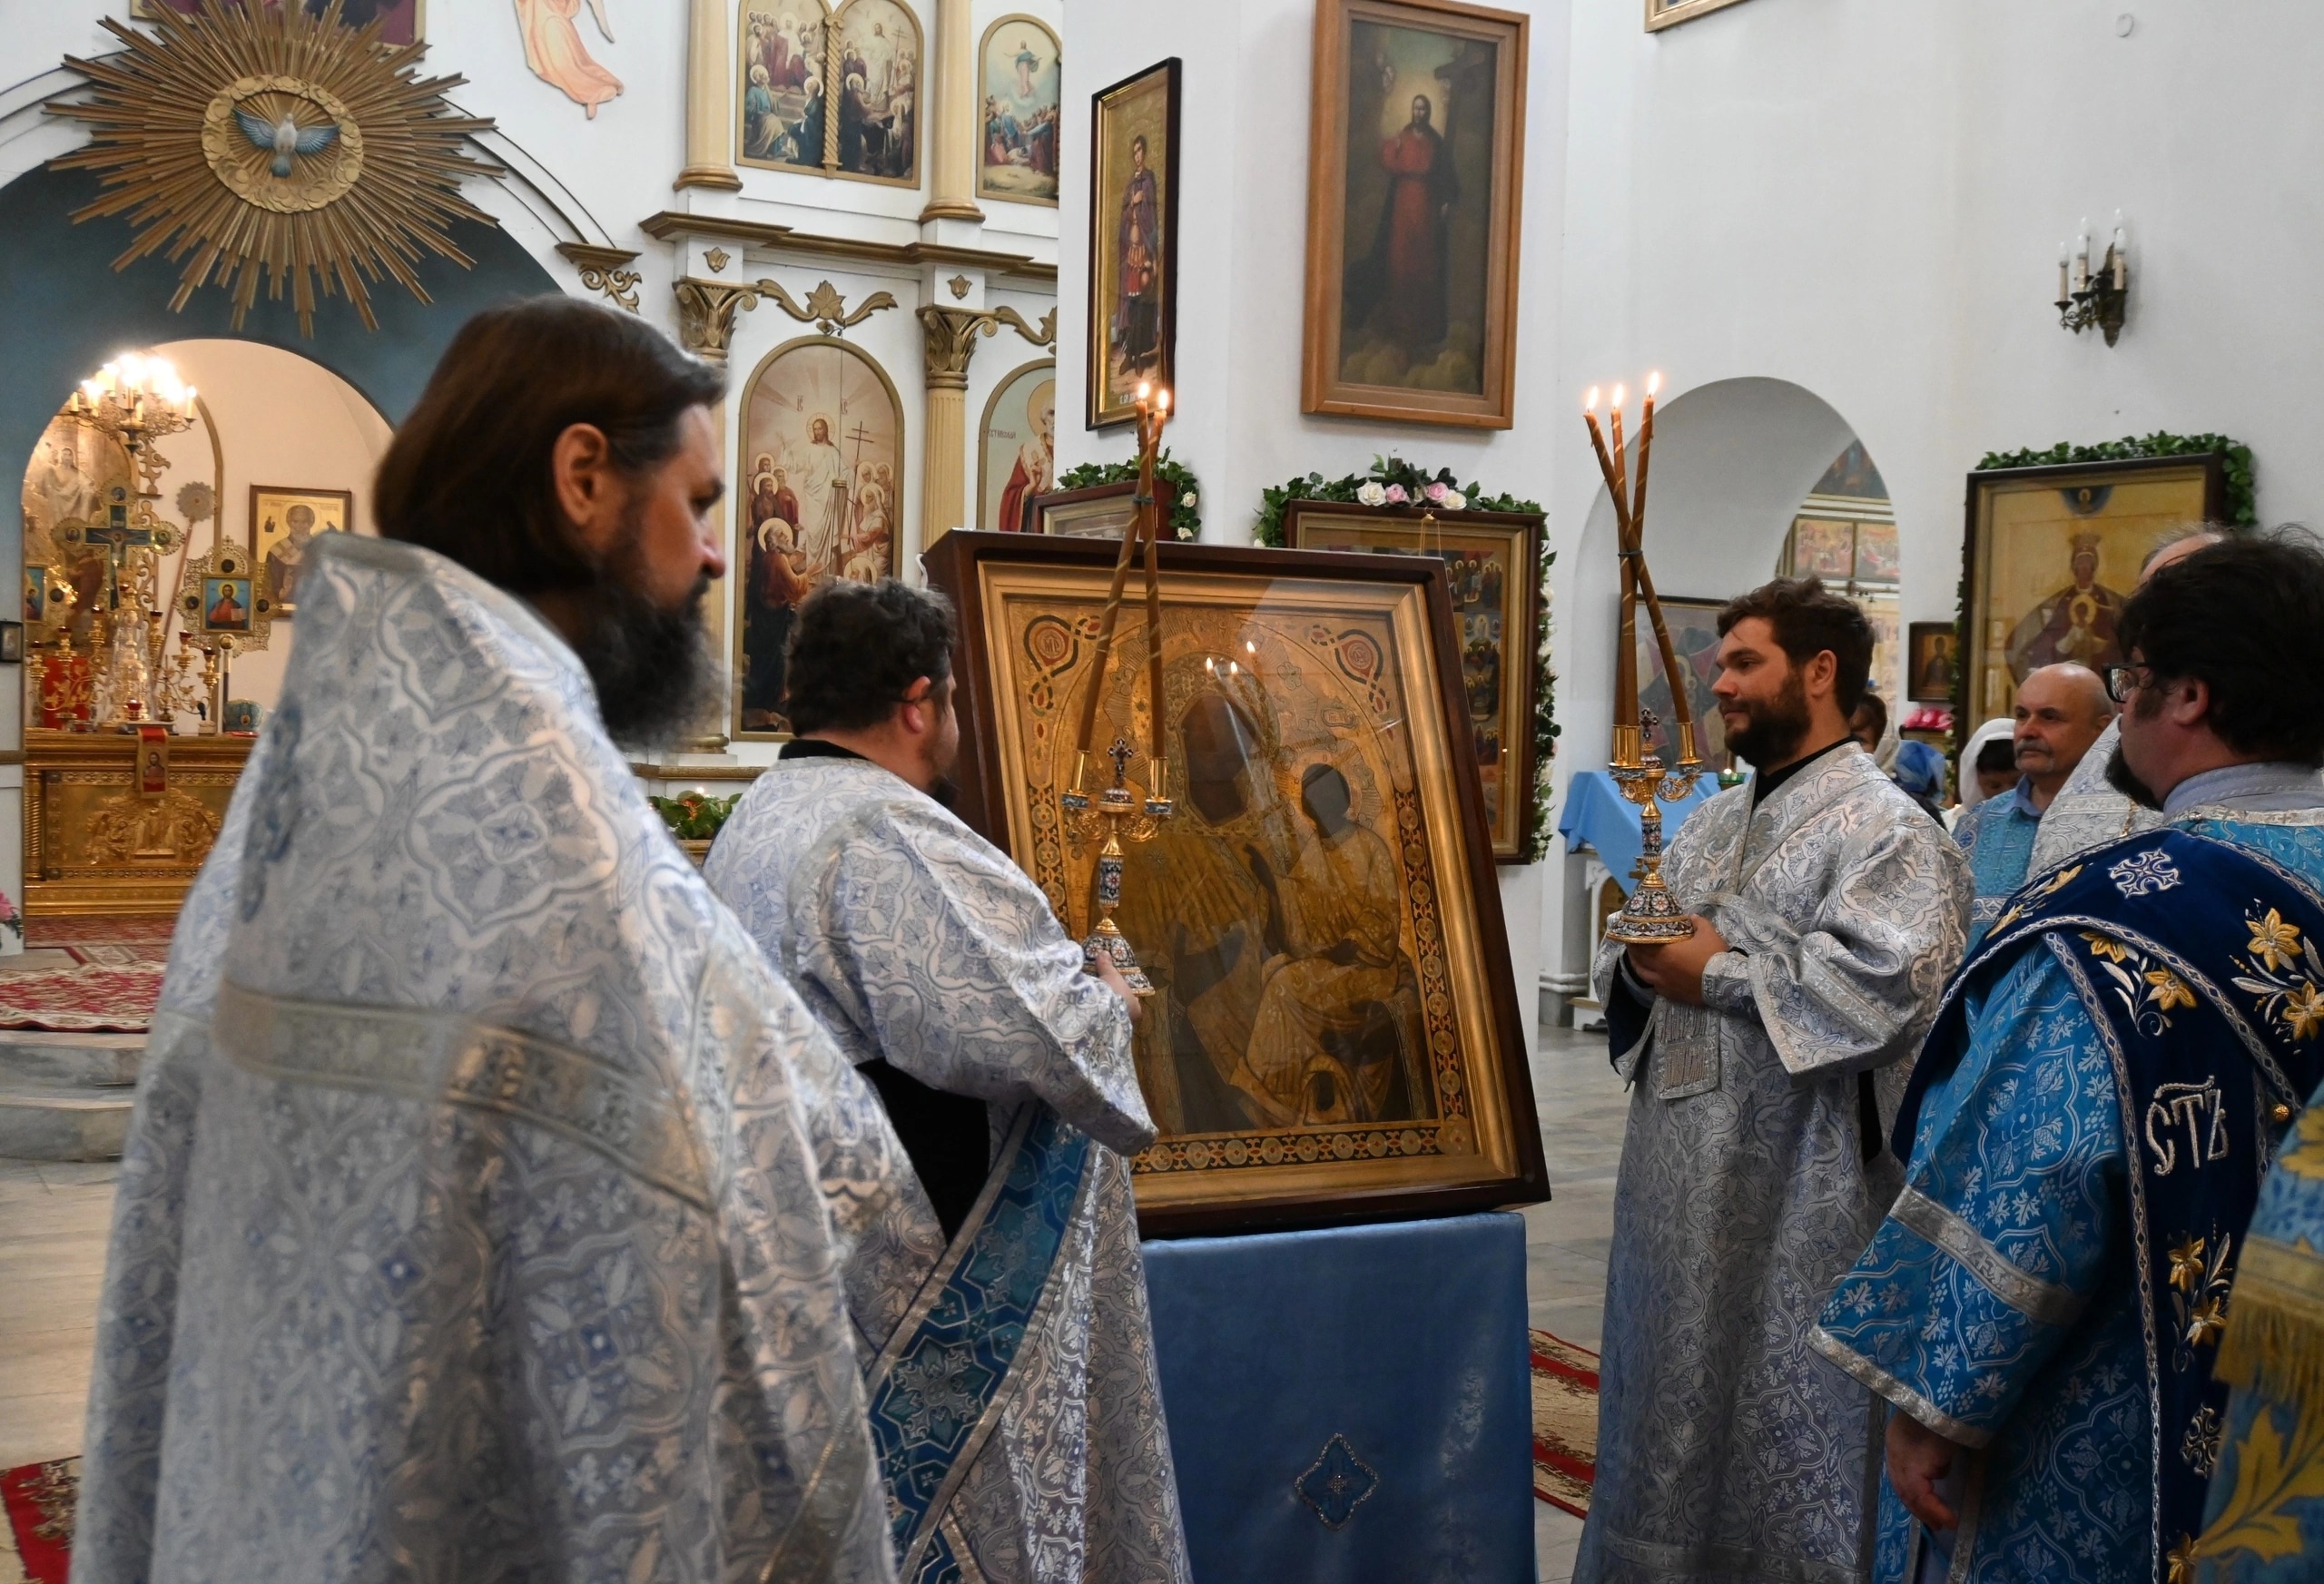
[[1816, 803, 2324, 1584]]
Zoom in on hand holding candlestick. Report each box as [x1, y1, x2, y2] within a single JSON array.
[[1586, 373, 1701, 944]]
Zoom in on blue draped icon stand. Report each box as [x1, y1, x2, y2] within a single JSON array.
[[1557, 767, 1713, 894], [1141, 1213, 1533, 1582]]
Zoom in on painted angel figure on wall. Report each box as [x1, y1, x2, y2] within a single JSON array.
[[515, 0, 624, 118]]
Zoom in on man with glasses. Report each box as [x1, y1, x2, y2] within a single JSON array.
[[2026, 526, 2226, 872], [1813, 531, 2324, 1581]]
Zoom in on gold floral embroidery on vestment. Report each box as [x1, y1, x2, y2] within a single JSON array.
[[2232, 901, 2324, 1043], [2249, 908, 2304, 972], [1997, 863, 2083, 933]]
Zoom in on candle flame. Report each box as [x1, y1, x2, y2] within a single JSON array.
[[1647, 370, 1662, 397], [1245, 640, 1256, 654], [1584, 386, 1600, 412], [1611, 383, 1626, 409], [1136, 380, 1150, 401], [1157, 388, 1171, 412]]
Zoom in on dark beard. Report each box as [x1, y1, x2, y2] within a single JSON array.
[[2104, 740, 2165, 811], [566, 540, 721, 751], [1723, 673, 1813, 770]]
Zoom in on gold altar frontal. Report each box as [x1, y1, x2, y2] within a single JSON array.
[[25, 729, 252, 917]]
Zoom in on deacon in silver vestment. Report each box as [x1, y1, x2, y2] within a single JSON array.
[[74, 301, 909, 1584], [705, 578, 1192, 1584], [1578, 579, 1969, 1584], [2027, 526, 2223, 874]]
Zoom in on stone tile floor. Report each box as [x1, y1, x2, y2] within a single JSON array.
[[0, 1014, 1630, 1584], [1524, 1020, 1624, 1584]]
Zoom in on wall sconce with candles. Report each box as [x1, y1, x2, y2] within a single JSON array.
[[2057, 212, 2130, 346]]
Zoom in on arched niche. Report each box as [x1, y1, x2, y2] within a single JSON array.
[[0, 161, 560, 585], [1564, 377, 1867, 779]]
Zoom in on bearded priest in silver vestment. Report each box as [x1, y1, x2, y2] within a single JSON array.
[[704, 579, 1191, 1584], [74, 302, 911, 1584], [1577, 579, 1969, 1584]]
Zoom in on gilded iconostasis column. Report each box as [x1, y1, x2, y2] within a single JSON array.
[[919, 305, 994, 544], [675, 0, 742, 192], [921, 0, 982, 221], [676, 278, 762, 743]]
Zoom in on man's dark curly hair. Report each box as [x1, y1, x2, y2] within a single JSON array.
[[785, 577, 956, 734], [2116, 527, 2324, 766], [1716, 576, 1876, 713]]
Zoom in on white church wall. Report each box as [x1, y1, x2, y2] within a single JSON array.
[[1059, 0, 1577, 1051], [1539, 0, 2324, 988]]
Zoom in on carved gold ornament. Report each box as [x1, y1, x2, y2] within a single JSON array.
[[51, 0, 496, 333]]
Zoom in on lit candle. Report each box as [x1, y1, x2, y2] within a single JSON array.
[[182, 386, 198, 420], [1157, 387, 1171, 413], [1608, 385, 1630, 529]]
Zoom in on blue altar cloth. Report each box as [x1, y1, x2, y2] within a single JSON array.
[[1140, 1213, 1532, 1584], [1557, 767, 1713, 894]]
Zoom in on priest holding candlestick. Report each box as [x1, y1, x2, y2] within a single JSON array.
[[1577, 380, 1971, 1584]]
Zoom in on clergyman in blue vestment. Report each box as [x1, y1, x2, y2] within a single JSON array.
[[1812, 531, 2324, 1583]]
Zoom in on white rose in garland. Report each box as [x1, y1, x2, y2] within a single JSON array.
[[1355, 480, 1388, 507]]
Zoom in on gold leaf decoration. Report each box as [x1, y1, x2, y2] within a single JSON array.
[[49, 0, 497, 334], [2195, 1397, 2324, 1563]]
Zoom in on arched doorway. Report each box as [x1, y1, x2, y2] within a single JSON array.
[[1552, 376, 1904, 996], [0, 160, 559, 940]]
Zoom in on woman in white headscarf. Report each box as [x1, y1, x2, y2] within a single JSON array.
[[1947, 716, 2016, 831]]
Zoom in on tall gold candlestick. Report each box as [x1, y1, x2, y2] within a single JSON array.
[[1059, 381, 1177, 992], [1585, 374, 1699, 944]]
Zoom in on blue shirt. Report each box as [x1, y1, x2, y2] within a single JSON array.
[[1956, 777, 2043, 949]]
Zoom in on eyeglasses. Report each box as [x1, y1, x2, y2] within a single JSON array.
[[2102, 663, 2150, 703]]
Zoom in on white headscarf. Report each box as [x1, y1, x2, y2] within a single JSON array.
[[1956, 717, 2017, 812]]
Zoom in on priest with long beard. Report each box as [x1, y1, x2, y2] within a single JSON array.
[[73, 298, 911, 1582], [1578, 577, 1969, 1584]]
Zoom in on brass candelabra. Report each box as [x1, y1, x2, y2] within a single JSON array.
[[1059, 381, 1175, 992], [1585, 374, 1702, 944]]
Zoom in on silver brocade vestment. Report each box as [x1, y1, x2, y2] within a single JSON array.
[[704, 759, 1192, 1584], [1578, 743, 1970, 1584], [2026, 717, 2162, 874], [73, 536, 907, 1584]]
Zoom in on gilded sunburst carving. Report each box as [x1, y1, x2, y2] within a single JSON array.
[[50, 0, 497, 333]]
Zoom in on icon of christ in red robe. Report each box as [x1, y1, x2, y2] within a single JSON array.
[[1354, 93, 1459, 358]]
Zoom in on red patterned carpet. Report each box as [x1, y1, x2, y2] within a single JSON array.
[[0, 964, 164, 1032], [0, 1458, 76, 1584], [24, 916, 176, 949], [0, 916, 173, 1030], [1531, 1328, 1600, 1517]]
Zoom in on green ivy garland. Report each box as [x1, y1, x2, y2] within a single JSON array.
[[1955, 431, 2256, 752], [1052, 448, 1204, 540], [1974, 431, 2256, 525], [1256, 455, 1561, 861]]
